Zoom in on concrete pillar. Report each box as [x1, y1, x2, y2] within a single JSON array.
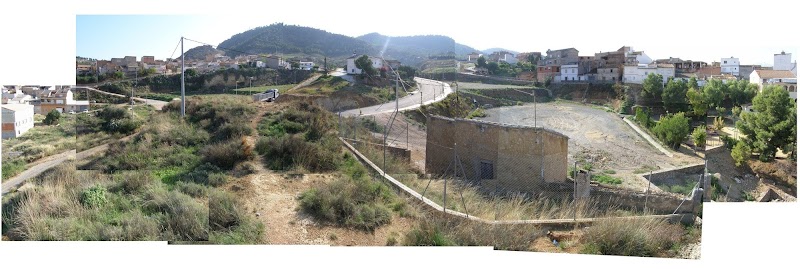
[[691, 188, 704, 216], [574, 170, 591, 199]]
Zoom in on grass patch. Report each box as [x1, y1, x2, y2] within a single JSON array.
[[634, 165, 659, 174], [1, 159, 27, 181], [592, 174, 623, 185], [657, 179, 697, 196]]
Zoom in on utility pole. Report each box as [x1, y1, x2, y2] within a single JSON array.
[[181, 36, 185, 118]]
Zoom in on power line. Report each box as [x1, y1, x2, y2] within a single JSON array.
[[169, 38, 182, 60]]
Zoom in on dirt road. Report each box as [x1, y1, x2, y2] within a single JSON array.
[[2, 149, 75, 194]]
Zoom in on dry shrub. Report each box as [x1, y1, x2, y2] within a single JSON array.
[[580, 217, 684, 257]]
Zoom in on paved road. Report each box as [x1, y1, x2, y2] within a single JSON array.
[[75, 86, 170, 110], [2, 149, 76, 194], [340, 77, 452, 117], [329, 68, 355, 83]]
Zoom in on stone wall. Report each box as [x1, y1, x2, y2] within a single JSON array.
[[590, 184, 696, 214], [426, 115, 568, 194], [345, 138, 411, 164]]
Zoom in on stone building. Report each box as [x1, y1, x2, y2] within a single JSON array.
[[426, 116, 569, 194]]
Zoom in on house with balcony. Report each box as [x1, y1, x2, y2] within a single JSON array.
[[750, 70, 797, 99]]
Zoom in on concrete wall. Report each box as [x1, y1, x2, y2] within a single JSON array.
[[345, 138, 411, 164], [637, 163, 705, 190], [426, 116, 568, 194], [590, 184, 695, 214]]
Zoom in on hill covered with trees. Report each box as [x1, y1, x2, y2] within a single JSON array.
[[217, 23, 376, 58]]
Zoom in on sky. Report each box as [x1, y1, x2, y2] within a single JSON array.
[[1, 0, 799, 268], [74, 2, 797, 67]]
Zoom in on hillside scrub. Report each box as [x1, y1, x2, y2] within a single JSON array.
[[69, 96, 264, 243], [298, 153, 398, 231], [255, 102, 342, 172], [2, 165, 208, 241]]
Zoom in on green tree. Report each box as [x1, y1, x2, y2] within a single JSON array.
[[688, 76, 699, 89], [727, 80, 758, 106], [731, 142, 751, 167], [652, 112, 690, 150], [642, 73, 664, 99], [662, 78, 688, 113], [703, 79, 725, 109], [692, 125, 707, 149], [736, 85, 796, 161], [354, 55, 377, 78], [527, 54, 540, 82], [486, 62, 499, 75], [713, 116, 725, 133], [476, 56, 487, 68], [291, 62, 300, 70], [686, 87, 708, 116], [732, 106, 742, 120], [112, 71, 125, 80], [43, 109, 61, 125]]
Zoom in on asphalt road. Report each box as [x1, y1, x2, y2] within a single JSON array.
[[340, 77, 452, 117]]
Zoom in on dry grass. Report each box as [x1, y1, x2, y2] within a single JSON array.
[[403, 212, 540, 250], [579, 217, 685, 257]]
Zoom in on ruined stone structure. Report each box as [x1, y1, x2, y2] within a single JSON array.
[[426, 115, 568, 194]]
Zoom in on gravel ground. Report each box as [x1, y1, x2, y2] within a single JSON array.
[[482, 102, 702, 190]]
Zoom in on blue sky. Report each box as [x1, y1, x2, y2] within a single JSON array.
[[77, 9, 798, 67]]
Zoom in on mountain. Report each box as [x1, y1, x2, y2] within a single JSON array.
[[357, 33, 478, 65], [481, 48, 519, 55], [217, 23, 376, 58], [180, 45, 224, 61]]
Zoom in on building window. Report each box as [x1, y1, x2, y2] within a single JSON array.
[[480, 161, 494, 180], [724, 61, 727, 64]]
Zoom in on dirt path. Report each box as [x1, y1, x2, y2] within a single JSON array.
[[232, 100, 415, 245]]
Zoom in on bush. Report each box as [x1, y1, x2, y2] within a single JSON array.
[[634, 107, 654, 129], [175, 181, 208, 197], [80, 185, 108, 208], [580, 218, 683, 257], [200, 138, 254, 170], [593, 174, 622, 185], [143, 189, 208, 241], [691, 125, 707, 148], [298, 174, 394, 231], [466, 108, 487, 119], [114, 172, 154, 194], [99, 106, 142, 134], [214, 122, 254, 141], [731, 142, 751, 167], [652, 112, 690, 150], [209, 189, 243, 230], [43, 110, 61, 125]]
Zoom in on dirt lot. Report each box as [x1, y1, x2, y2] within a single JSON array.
[[482, 101, 702, 191]]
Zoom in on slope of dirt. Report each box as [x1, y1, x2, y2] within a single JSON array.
[[229, 99, 416, 245]]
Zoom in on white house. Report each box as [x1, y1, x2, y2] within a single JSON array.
[[623, 64, 675, 84], [774, 51, 793, 71], [750, 70, 797, 99], [721, 57, 739, 76], [346, 54, 384, 75], [498, 53, 518, 65], [299, 62, 314, 70], [2, 104, 35, 139], [561, 64, 580, 81]]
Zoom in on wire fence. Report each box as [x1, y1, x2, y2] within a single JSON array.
[[337, 91, 705, 222]]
